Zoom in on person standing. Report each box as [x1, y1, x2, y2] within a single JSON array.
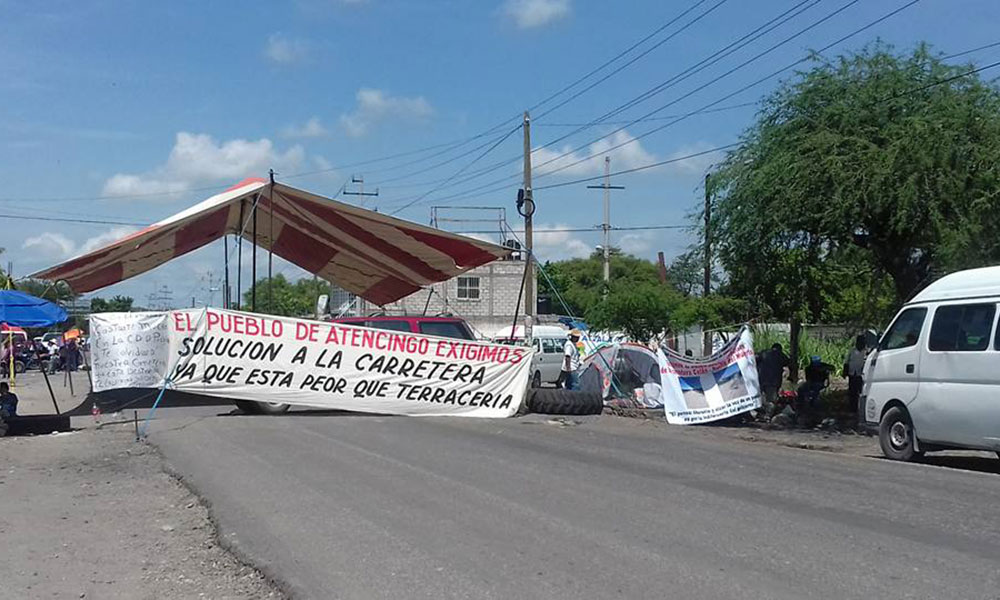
[[562, 329, 583, 391], [757, 343, 789, 416], [844, 335, 867, 419]]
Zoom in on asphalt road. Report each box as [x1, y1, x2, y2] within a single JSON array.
[[152, 411, 1000, 600]]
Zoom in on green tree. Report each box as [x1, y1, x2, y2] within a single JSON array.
[[585, 282, 682, 342], [537, 249, 663, 316], [712, 42, 1000, 322], [90, 295, 134, 313], [243, 275, 329, 317]]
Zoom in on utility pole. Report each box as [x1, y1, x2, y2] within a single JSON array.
[[703, 172, 712, 356], [343, 175, 379, 206], [520, 111, 536, 322], [587, 156, 625, 285]]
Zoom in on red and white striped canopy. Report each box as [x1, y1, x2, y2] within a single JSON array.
[[31, 179, 511, 305]]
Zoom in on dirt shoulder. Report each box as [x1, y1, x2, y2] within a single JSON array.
[[0, 424, 284, 599]]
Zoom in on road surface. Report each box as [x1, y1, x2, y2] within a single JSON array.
[[152, 412, 1000, 599]]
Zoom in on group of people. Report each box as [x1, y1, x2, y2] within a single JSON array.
[[756, 335, 869, 419], [0, 335, 83, 376]]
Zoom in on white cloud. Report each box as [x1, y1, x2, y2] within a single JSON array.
[[339, 88, 433, 138], [263, 33, 308, 65], [533, 130, 657, 177], [531, 223, 592, 261], [618, 231, 655, 257], [22, 232, 74, 259], [502, 0, 570, 29], [23, 226, 140, 260], [662, 141, 724, 175], [281, 117, 329, 139], [101, 132, 305, 197]]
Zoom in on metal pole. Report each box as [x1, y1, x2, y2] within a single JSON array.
[[41, 367, 59, 414], [223, 235, 230, 309], [587, 159, 623, 290], [602, 156, 611, 284], [251, 195, 258, 312], [268, 169, 275, 313], [521, 111, 535, 322], [703, 172, 712, 356], [236, 201, 244, 310]]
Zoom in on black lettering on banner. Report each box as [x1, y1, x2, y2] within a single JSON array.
[[291, 347, 308, 364], [430, 388, 446, 403], [203, 364, 243, 384], [454, 365, 472, 382], [398, 359, 414, 377], [314, 349, 342, 369], [173, 363, 197, 381]]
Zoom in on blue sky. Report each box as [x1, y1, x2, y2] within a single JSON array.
[[2, 0, 998, 307]]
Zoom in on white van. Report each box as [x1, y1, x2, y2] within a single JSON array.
[[864, 266, 1000, 461], [492, 325, 569, 388]]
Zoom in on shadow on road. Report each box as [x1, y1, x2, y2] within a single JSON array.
[[916, 454, 1000, 475]]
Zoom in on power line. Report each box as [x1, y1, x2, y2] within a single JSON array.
[[534, 143, 742, 190], [389, 123, 523, 215], [0, 212, 146, 226], [942, 40, 1000, 61], [381, 0, 837, 207], [531, 0, 870, 181], [533, 0, 732, 121], [532, 101, 758, 127], [295, 0, 727, 188], [453, 225, 689, 234], [353, 0, 728, 193]]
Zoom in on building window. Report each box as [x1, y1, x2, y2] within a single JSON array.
[[456, 276, 480, 300]]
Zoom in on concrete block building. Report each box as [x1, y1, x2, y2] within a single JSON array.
[[349, 254, 526, 338]]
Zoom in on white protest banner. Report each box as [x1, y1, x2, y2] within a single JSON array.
[[657, 326, 761, 424], [91, 308, 532, 417], [90, 312, 170, 392]]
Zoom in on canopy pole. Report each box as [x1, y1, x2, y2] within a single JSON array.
[[251, 194, 258, 312], [237, 201, 244, 311], [223, 235, 230, 309], [40, 367, 59, 414], [268, 169, 274, 313]]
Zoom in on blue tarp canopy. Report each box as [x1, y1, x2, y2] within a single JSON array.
[[0, 290, 69, 327]]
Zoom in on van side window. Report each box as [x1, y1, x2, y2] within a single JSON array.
[[929, 304, 996, 352], [880, 308, 927, 350]]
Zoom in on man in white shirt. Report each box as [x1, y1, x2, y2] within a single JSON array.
[[844, 335, 867, 419], [562, 329, 582, 391]]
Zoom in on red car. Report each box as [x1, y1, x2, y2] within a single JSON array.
[[328, 315, 477, 341]]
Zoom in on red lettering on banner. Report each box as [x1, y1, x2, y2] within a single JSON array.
[[173, 313, 188, 332]]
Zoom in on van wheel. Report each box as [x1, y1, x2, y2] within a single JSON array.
[[527, 389, 603, 416], [879, 406, 917, 461], [255, 402, 291, 415], [531, 371, 542, 388]]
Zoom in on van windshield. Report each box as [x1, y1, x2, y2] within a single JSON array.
[[879, 307, 927, 350]]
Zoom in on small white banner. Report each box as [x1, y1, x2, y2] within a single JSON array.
[[91, 308, 532, 418], [657, 326, 761, 424]]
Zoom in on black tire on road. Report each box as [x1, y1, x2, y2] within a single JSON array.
[[527, 388, 603, 416], [234, 400, 260, 415], [531, 371, 542, 388], [255, 402, 291, 415], [879, 406, 918, 461], [14, 360, 25, 374]]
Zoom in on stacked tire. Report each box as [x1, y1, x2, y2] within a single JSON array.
[[526, 388, 603, 416]]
